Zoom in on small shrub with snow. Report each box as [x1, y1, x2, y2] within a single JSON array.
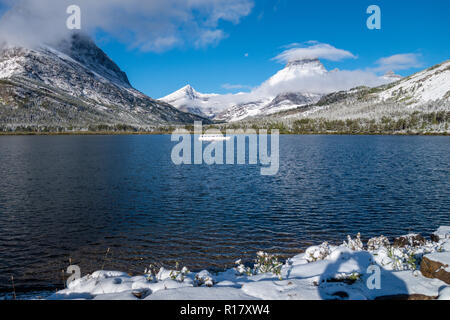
[[144, 264, 158, 282], [195, 270, 215, 287], [343, 233, 364, 251], [387, 247, 418, 271], [234, 253, 283, 279], [154, 263, 190, 283], [234, 259, 252, 276], [371, 243, 440, 271], [170, 265, 190, 282], [253, 251, 283, 279], [369, 234, 443, 271], [367, 235, 390, 251], [393, 234, 426, 248], [325, 272, 362, 285], [305, 242, 333, 262]]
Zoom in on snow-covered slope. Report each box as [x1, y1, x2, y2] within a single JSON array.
[[214, 97, 274, 122], [378, 60, 450, 104], [0, 33, 205, 130], [268, 60, 450, 124], [160, 85, 220, 118], [215, 92, 322, 122]]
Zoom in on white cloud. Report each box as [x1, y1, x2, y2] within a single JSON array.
[[273, 42, 357, 63], [222, 83, 252, 90], [194, 29, 226, 48], [208, 67, 390, 111], [0, 0, 253, 51], [255, 70, 387, 97], [375, 53, 422, 72]]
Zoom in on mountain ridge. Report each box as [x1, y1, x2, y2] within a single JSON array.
[[160, 58, 332, 122], [258, 60, 450, 126], [0, 33, 207, 131], [161, 58, 406, 122]]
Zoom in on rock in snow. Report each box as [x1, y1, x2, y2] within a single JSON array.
[[47, 227, 450, 300], [421, 252, 450, 284]]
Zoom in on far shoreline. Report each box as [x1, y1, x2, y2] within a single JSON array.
[[0, 131, 448, 137]]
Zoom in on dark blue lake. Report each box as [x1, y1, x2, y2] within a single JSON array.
[[0, 135, 449, 295]]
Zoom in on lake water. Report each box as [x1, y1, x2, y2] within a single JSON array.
[[0, 135, 449, 296]]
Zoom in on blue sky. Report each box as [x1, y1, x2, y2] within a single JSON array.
[[1, 0, 449, 98]]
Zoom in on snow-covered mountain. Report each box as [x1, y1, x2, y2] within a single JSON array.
[[214, 92, 322, 122], [215, 59, 327, 121], [273, 60, 450, 122], [0, 33, 205, 130], [378, 60, 450, 104], [161, 58, 329, 122], [266, 58, 327, 87], [160, 85, 220, 118], [162, 58, 449, 124]]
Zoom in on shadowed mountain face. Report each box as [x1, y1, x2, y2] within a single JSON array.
[[55, 33, 131, 88], [0, 33, 207, 131]]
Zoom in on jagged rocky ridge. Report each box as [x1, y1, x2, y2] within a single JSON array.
[[0, 33, 207, 131]]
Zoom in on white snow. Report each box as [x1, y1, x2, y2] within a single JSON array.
[[434, 226, 450, 240], [379, 60, 450, 105], [0, 55, 26, 79], [424, 251, 450, 273], [47, 227, 450, 300], [160, 85, 222, 118]]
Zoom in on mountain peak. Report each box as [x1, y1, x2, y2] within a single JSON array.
[[181, 84, 196, 97], [284, 58, 327, 74], [382, 70, 403, 82], [54, 32, 131, 87], [0, 33, 207, 128], [163, 84, 199, 101], [266, 58, 327, 88], [286, 58, 322, 68]]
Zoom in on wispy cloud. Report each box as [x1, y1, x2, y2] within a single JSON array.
[[194, 30, 226, 48], [222, 83, 253, 90], [0, 0, 254, 52], [374, 53, 423, 72], [273, 41, 357, 63]]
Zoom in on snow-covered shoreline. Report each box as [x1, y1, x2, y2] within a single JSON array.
[[49, 227, 450, 300]]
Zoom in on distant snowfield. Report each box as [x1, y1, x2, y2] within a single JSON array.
[[48, 227, 450, 300]]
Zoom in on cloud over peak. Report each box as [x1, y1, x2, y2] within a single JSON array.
[[273, 42, 357, 64]]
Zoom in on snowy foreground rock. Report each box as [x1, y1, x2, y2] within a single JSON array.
[[49, 227, 450, 300]]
